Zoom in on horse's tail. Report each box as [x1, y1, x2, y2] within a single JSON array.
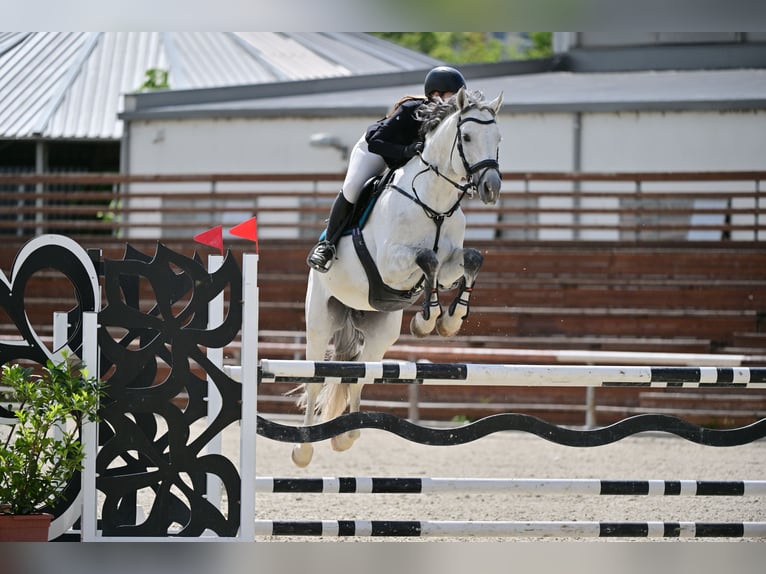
[[316, 308, 364, 420]]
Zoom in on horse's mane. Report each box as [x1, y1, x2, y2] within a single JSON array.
[[416, 90, 488, 138]]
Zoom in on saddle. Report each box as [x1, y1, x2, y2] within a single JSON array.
[[348, 170, 393, 232]]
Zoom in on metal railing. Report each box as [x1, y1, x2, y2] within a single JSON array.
[[0, 171, 763, 241]]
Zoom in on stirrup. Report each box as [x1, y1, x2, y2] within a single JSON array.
[[307, 241, 336, 272]]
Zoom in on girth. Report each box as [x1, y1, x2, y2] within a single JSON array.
[[351, 227, 425, 312]]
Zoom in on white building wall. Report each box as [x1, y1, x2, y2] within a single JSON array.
[[128, 109, 766, 177], [129, 116, 366, 174], [581, 110, 766, 172]]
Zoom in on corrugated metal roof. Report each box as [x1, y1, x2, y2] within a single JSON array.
[[0, 32, 442, 141], [120, 65, 766, 123], [0, 33, 91, 138], [46, 33, 169, 140]]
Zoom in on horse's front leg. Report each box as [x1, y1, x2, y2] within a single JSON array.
[[437, 247, 483, 337], [410, 249, 442, 338]]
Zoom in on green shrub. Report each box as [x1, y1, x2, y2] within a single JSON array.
[[0, 356, 103, 515]]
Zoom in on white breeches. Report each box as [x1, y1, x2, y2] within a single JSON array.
[[341, 135, 387, 204]]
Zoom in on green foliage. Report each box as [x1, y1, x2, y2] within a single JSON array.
[[0, 356, 104, 515], [372, 32, 552, 63], [523, 32, 553, 59], [139, 68, 170, 91]]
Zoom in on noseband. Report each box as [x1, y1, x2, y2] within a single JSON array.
[[454, 113, 500, 185], [414, 106, 500, 197], [390, 105, 500, 236]]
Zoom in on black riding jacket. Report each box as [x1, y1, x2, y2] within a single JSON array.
[[365, 98, 426, 170]]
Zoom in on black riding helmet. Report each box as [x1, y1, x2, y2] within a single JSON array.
[[424, 66, 466, 96]]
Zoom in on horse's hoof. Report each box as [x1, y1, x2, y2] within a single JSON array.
[[410, 314, 433, 338], [436, 317, 461, 337], [291, 444, 313, 467], [331, 431, 357, 452]]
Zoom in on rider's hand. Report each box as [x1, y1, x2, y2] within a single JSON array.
[[403, 141, 424, 158]]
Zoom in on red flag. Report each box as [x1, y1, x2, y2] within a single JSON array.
[[230, 217, 259, 253], [193, 225, 224, 255]]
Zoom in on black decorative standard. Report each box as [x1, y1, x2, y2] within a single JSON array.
[[96, 244, 243, 537], [0, 236, 98, 366]]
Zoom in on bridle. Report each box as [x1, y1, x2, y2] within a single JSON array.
[[453, 112, 501, 190], [389, 104, 500, 252]]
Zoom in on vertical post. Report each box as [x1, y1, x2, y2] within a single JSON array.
[[572, 112, 582, 241], [635, 180, 642, 242], [52, 312, 69, 365], [523, 177, 531, 240], [210, 180, 217, 230], [81, 311, 99, 541], [756, 178, 761, 242], [16, 183, 24, 237], [206, 254, 224, 511], [239, 252, 259, 541], [51, 312, 69, 444], [45, 312, 83, 541], [585, 386, 596, 429], [35, 142, 47, 234], [408, 383, 420, 423]]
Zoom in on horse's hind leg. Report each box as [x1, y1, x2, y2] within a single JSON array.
[[329, 381, 360, 452], [437, 248, 483, 337], [291, 382, 321, 467], [291, 271, 340, 467], [331, 309, 402, 452]]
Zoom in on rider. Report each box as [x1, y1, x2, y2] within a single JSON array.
[[306, 65, 467, 273]]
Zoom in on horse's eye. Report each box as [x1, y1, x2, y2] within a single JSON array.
[[463, 134, 471, 143]]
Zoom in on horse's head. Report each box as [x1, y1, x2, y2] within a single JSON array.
[[452, 87, 503, 205], [421, 88, 503, 206]]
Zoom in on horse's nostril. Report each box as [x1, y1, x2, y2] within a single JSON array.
[[482, 183, 500, 205]]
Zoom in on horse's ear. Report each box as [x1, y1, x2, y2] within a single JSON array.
[[489, 92, 503, 114], [456, 86, 468, 109]]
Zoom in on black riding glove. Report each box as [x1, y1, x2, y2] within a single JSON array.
[[403, 141, 424, 159]]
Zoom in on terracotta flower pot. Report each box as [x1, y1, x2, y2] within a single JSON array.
[[0, 513, 53, 542]]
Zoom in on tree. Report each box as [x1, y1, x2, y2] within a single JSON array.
[[371, 32, 551, 63], [524, 32, 554, 59]]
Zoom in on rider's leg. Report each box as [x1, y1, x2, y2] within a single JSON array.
[[307, 136, 386, 272], [306, 192, 354, 272]]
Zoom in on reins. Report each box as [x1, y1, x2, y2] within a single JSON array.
[[387, 104, 499, 253]]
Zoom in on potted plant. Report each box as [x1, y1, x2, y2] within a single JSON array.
[[0, 355, 103, 541]]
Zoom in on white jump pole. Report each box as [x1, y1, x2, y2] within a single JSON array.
[[254, 477, 766, 496], [47, 312, 82, 540], [254, 519, 766, 538], [239, 252, 259, 541], [80, 311, 99, 541], [205, 254, 224, 512], [259, 360, 766, 387]]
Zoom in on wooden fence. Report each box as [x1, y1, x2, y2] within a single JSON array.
[[1, 171, 763, 241]]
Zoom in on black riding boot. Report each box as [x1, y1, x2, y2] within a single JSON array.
[[307, 192, 355, 272]]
